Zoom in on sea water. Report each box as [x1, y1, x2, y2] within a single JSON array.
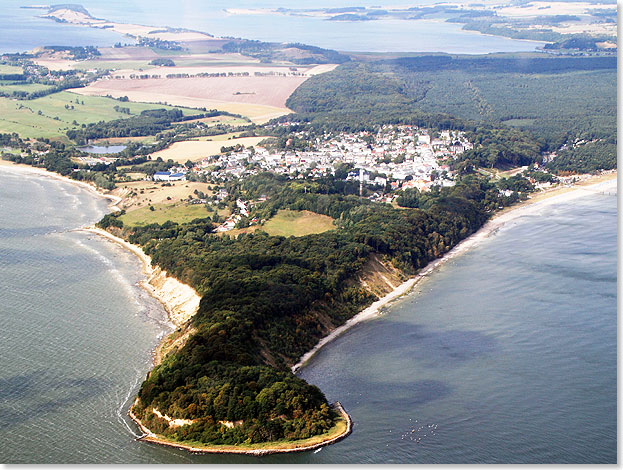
[[0, 168, 172, 464], [0, 167, 616, 463], [2, 0, 545, 54]]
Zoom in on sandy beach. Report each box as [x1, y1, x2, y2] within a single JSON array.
[[81, 226, 201, 329], [292, 172, 617, 372], [0, 160, 122, 212]]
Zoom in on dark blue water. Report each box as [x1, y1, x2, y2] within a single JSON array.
[[2, 0, 545, 54], [0, 166, 615, 463]]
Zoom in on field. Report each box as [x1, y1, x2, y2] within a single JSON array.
[[107, 64, 302, 79], [114, 180, 213, 210], [0, 64, 23, 74], [0, 83, 53, 94], [93, 135, 157, 145], [119, 202, 210, 226], [148, 136, 267, 162], [0, 91, 201, 139], [70, 75, 308, 122], [227, 210, 336, 238], [172, 115, 249, 126], [72, 60, 156, 71]]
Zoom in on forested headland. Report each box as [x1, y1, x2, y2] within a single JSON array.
[[87, 53, 617, 450], [102, 172, 506, 447], [3, 44, 615, 451]]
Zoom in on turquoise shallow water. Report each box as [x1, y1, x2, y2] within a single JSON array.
[[0, 168, 616, 463]]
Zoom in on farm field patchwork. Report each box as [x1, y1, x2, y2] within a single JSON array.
[[0, 91, 202, 139], [69, 75, 308, 122]]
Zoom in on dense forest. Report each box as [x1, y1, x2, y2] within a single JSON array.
[[105, 173, 504, 446], [286, 55, 616, 173], [221, 39, 350, 65]]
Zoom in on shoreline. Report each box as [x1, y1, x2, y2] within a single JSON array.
[[128, 401, 352, 455], [0, 160, 122, 212], [80, 226, 201, 330], [291, 172, 617, 372], [1, 160, 614, 455], [0, 159, 354, 456]]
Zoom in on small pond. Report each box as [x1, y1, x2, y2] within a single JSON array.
[[78, 145, 127, 154]]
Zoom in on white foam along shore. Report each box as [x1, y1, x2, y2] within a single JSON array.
[[81, 226, 200, 328], [0, 160, 122, 212], [291, 175, 618, 372], [0, 162, 199, 330]]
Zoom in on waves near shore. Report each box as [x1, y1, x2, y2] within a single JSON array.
[[292, 175, 617, 372]]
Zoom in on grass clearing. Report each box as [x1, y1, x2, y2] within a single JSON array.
[[0, 83, 53, 94], [0, 64, 23, 74], [262, 210, 335, 237], [228, 210, 336, 238], [120, 202, 210, 226], [115, 180, 213, 210]]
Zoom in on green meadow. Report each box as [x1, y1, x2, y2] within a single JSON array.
[[0, 91, 202, 139], [120, 202, 210, 226]]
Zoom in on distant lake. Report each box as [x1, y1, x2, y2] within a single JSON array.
[[3, 0, 545, 54], [79, 145, 127, 154]]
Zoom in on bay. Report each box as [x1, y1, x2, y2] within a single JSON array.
[[2, 0, 545, 54], [0, 167, 615, 463]]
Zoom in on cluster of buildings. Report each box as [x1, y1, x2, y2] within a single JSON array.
[[190, 125, 471, 193], [153, 170, 186, 181], [214, 198, 262, 232]]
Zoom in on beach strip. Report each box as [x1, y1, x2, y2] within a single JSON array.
[[128, 401, 352, 455], [81, 226, 201, 329], [292, 173, 617, 372]]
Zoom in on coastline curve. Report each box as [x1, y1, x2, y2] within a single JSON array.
[[128, 401, 353, 455]]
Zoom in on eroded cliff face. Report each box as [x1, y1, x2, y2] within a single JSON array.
[[142, 267, 201, 366], [357, 253, 406, 299], [144, 266, 200, 327]]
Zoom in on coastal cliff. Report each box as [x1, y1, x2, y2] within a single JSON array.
[[87, 172, 617, 455], [83, 226, 200, 331]]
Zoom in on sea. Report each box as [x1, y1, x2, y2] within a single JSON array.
[[0, 0, 546, 54], [0, 1, 616, 464], [0, 168, 616, 464]]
